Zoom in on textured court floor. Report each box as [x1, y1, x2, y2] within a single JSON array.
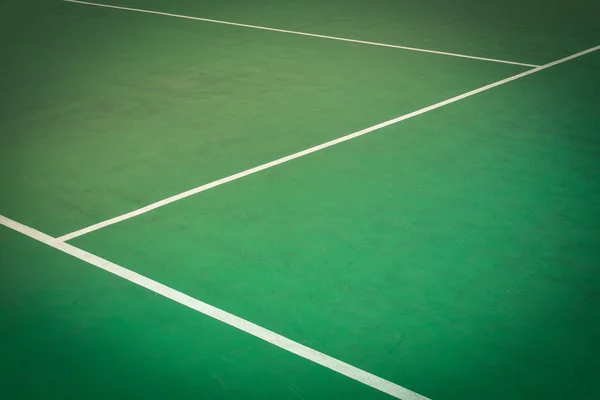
[[1, 1, 599, 399]]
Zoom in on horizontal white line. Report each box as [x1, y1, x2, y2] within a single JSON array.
[[63, 0, 539, 68], [0, 214, 429, 400], [56, 44, 600, 242]]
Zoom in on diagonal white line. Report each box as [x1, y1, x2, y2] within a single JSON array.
[[63, 0, 539, 68], [1, 214, 430, 400], [56, 44, 600, 242]]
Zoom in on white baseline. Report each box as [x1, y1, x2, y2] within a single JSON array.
[[63, 0, 538, 68], [0, 215, 429, 400], [57, 44, 600, 242]]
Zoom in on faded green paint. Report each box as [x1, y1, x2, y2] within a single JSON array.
[[1, 1, 599, 399]]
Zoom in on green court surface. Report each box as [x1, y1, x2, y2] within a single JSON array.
[[1, 1, 599, 399]]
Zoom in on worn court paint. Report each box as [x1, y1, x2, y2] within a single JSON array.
[[2, 0, 528, 236], [63, 0, 538, 67], [57, 44, 600, 241]]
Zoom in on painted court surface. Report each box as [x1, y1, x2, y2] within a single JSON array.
[[1, 1, 599, 399]]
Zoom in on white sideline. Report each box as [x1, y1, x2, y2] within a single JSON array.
[[0, 214, 429, 400], [63, 0, 539, 68], [56, 44, 600, 242]]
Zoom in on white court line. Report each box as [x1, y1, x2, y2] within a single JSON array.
[[0, 215, 429, 400], [63, 0, 539, 68], [57, 44, 600, 242]]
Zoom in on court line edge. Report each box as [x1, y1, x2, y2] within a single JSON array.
[[62, 0, 539, 68], [56, 44, 600, 242], [0, 214, 429, 400]]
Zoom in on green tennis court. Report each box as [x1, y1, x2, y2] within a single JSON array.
[[1, 1, 599, 399]]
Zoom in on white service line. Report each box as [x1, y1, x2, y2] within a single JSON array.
[[56, 44, 600, 242], [63, 0, 538, 68], [0, 214, 429, 400]]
